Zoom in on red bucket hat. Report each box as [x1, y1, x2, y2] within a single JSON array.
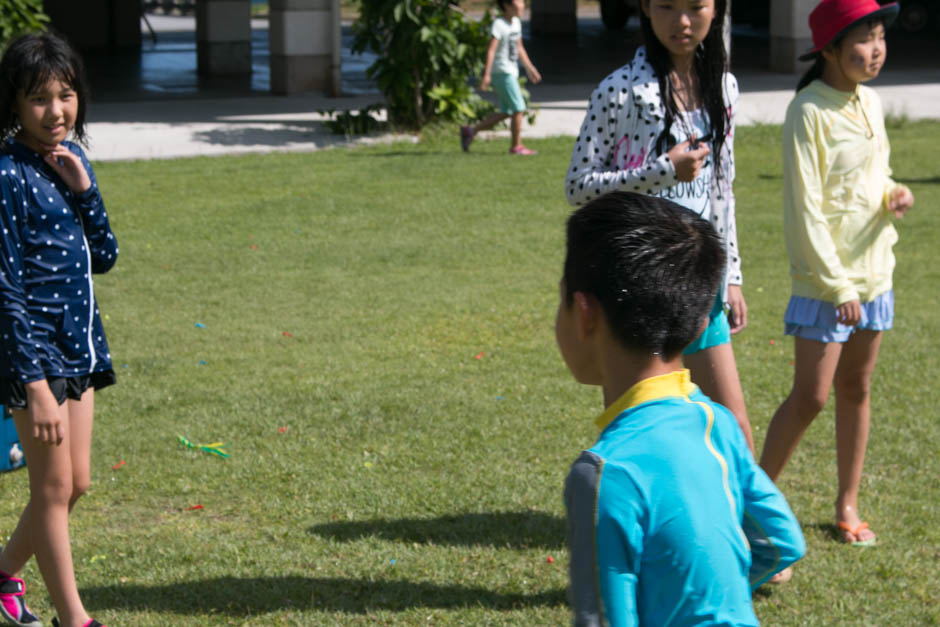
[[799, 0, 899, 61]]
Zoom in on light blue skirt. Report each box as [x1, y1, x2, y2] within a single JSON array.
[[784, 290, 894, 343]]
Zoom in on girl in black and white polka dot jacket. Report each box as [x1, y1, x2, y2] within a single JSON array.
[[565, 0, 755, 453]]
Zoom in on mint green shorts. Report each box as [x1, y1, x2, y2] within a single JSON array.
[[491, 73, 526, 114], [683, 293, 731, 355]]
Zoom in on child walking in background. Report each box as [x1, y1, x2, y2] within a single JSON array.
[[759, 0, 913, 547], [565, 0, 755, 452], [558, 192, 804, 626], [0, 32, 117, 627], [460, 0, 541, 155]]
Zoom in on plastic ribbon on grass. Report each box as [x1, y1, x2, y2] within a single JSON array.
[[177, 434, 230, 459]]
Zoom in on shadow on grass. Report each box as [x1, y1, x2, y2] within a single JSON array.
[[309, 511, 566, 549], [803, 521, 843, 542], [84, 576, 566, 615], [348, 150, 449, 158]]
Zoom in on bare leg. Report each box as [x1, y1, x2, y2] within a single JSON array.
[[0, 390, 94, 574], [510, 112, 523, 150], [0, 391, 94, 627], [683, 342, 755, 453], [67, 390, 95, 512], [471, 112, 509, 135], [759, 337, 842, 481], [832, 330, 881, 543]]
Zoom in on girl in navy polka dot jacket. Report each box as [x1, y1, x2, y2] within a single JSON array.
[[565, 0, 755, 453], [0, 32, 115, 627]]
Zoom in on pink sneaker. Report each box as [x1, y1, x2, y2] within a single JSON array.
[[509, 145, 537, 155], [0, 576, 40, 626]]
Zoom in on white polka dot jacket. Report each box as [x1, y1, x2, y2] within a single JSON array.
[[0, 139, 118, 383], [565, 46, 743, 303]]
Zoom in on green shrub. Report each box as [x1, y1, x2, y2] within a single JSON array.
[[352, 0, 493, 128], [0, 0, 49, 51]]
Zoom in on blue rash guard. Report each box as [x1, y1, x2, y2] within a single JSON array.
[[565, 370, 805, 626], [0, 139, 118, 383]]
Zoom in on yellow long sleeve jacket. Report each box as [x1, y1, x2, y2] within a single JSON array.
[[782, 80, 907, 306]]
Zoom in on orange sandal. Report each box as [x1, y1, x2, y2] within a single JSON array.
[[837, 521, 877, 546]]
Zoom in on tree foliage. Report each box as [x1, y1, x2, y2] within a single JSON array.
[[352, 0, 493, 129], [0, 0, 49, 51]]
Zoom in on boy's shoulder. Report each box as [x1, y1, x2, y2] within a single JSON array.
[[593, 385, 746, 463]]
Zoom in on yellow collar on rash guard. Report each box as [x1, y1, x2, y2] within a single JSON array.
[[594, 369, 698, 431]]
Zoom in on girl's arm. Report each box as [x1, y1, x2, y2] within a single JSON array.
[[871, 92, 914, 219], [516, 39, 541, 84], [0, 168, 48, 383], [565, 80, 678, 206], [782, 104, 857, 306], [68, 146, 118, 274], [719, 85, 742, 289], [480, 37, 499, 92], [719, 79, 746, 331]]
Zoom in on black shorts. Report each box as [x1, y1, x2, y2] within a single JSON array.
[[0, 370, 116, 411]]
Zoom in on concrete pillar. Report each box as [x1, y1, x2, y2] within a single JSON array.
[[531, 0, 577, 34], [269, 0, 340, 95], [770, 0, 815, 73], [112, 1, 143, 49], [196, 0, 252, 76]]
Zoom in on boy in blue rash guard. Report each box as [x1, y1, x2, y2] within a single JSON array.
[[556, 192, 805, 626]]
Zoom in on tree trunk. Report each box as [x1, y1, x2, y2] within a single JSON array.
[[413, 68, 424, 128]]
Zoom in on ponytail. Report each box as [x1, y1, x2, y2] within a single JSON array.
[[796, 57, 824, 92]]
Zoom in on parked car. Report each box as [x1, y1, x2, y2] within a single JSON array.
[[599, 0, 639, 30], [897, 0, 940, 33]]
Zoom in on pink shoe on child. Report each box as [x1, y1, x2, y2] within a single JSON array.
[[0, 575, 40, 626], [509, 145, 537, 155]]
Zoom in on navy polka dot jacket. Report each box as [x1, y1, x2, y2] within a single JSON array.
[[0, 139, 118, 384]]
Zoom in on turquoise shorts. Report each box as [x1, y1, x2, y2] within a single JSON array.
[[491, 73, 526, 114], [683, 293, 731, 355]]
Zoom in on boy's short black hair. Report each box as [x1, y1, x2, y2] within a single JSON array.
[[563, 191, 725, 358], [0, 31, 89, 145], [495, 0, 512, 11]]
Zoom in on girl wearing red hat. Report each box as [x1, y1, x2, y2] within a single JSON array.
[[759, 0, 915, 548]]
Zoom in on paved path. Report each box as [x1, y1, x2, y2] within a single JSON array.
[[85, 78, 940, 162], [83, 14, 940, 162]]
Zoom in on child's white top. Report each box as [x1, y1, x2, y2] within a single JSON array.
[[650, 108, 713, 219], [491, 16, 521, 77], [565, 46, 742, 302]]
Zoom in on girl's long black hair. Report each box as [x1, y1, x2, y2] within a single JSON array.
[[0, 31, 89, 147], [639, 0, 730, 180]]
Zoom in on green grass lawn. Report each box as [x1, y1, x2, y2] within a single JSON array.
[[1, 123, 937, 625]]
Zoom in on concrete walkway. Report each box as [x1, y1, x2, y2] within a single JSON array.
[[85, 79, 940, 162], [83, 14, 940, 162]]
